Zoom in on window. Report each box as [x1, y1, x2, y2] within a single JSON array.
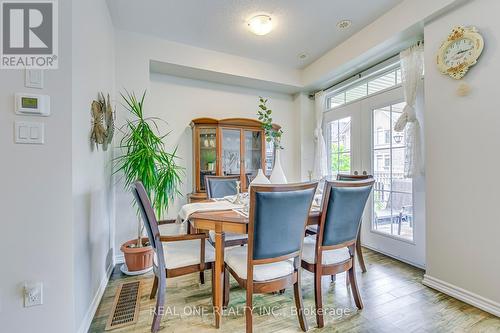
[[385, 131, 391, 144], [384, 155, 390, 170], [327, 66, 401, 109], [345, 83, 367, 103], [372, 102, 413, 241], [328, 117, 351, 176]]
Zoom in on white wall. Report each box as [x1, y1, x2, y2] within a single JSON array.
[[115, 30, 301, 91], [423, 0, 500, 313], [295, 93, 315, 180], [72, 0, 115, 332], [0, 1, 75, 332], [0, 0, 116, 331]]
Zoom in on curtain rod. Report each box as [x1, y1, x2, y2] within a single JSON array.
[[309, 40, 423, 99]]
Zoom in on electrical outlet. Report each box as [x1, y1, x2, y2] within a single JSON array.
[[24, 282, 43, 307]]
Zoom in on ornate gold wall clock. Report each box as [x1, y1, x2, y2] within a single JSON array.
[[436, 26, 484, 80]]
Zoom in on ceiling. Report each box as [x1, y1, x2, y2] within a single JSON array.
[[106, 0, 403, 69]]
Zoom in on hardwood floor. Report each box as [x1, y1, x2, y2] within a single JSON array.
[[90, 248, 500, 332]]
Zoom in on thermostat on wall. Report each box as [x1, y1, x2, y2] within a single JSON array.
[[15, 93, 50, 116]]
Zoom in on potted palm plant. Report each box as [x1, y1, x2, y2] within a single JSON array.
[[114, 91, 184, 273]]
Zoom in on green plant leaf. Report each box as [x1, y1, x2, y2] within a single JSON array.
[[114, 90, 185, 218]]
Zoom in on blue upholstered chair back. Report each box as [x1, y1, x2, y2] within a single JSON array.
[[205, 176, 239, 199], [337, 174, 373, 181], [250, 184, 317, 260], [321, 181, 374, 247], [131, 182, 164, 265]]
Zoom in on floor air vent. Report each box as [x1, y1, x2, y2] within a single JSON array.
[[105, 280, 142, 330]]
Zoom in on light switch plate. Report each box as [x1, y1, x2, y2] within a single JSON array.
[[25, 69, 44, 89], [15, 121, 44, 144]]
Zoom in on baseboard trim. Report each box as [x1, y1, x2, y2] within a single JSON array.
[[422, 274, 500, 317], [361, 243, 425, 269], [77, 263, 114, 333]]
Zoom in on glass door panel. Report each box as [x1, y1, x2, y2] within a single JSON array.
[[328, 116, 352, 176], [244, 130, 262, 185], [329, 84, 424, 267], [198, 128, 217, 191], [221, 128, 241, 176], [372, 102, 414, 241]]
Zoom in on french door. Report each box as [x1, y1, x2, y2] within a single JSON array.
[[324, 86, 425, 267]]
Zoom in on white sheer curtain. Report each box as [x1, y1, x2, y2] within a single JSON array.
[[312, 91, 328, 180], [394, 43, 424, 177]]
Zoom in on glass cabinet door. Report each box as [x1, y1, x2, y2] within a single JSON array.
[[244, 130, 263, 184], [198, 128, 217, 191], [265, 140, 274, 177], [221, 128, 241, 177]]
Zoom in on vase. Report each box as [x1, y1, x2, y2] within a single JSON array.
[[270, 149, 287, 184], [251, 169, 271, 185], [248, 168, 270, 194]]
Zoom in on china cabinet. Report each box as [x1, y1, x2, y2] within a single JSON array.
[[189, 118, 280, 202]]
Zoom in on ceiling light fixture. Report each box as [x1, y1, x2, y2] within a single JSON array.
[[337, 19, 352, 30], [247, 15, 273, 36], [298, 53, 308, 60]]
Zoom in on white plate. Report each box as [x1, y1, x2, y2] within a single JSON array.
[[120, 264, 153, 276]]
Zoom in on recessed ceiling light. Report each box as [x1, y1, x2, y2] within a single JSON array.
[[247, 15, 273, 36], [337, 19, 352, 30], [298, 53, 308, 60]]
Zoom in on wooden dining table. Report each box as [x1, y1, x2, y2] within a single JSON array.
[[189, 207, 321, 329]]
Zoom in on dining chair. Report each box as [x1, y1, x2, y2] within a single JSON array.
[[223, 182, 318, 333], [205, 175, 248, 247], [205, 175, 240, 198], [245, 172, 255, 185], [131, 181, 216, 333], [306, 173, 373, 274], [301, 178, 374, 328]]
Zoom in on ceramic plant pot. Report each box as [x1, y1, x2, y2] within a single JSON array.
[[120, 237, 154, 272]]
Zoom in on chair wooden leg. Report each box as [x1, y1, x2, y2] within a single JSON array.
[[199, 271, 205, 285], [151, 274, 166, 333], [150, 275, 158, 300], [223, 267, 230, 308], [211, 266, 216, 307], [348, 262, 364, 309], [314, 268, 324, 328], [245, 284, 253, 333], [356, 233, 367, 273], [293, 271, 308, 332]]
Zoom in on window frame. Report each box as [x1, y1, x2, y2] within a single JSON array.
[[325, 61, 402, 112]]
